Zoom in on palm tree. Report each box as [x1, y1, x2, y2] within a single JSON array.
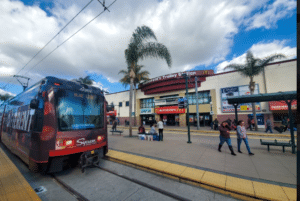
[[225, 50, 285, 131], [73, 76, 94, 85], [119, 64, 150, 126], [0, 94, 13, 102], [125, 25, 172, 136]]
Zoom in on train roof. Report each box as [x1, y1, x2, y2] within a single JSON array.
[[43, 76, 105, 96]]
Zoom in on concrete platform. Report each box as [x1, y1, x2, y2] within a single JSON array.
[[106, 149, 296, 201], [0, 146, 41, 201]]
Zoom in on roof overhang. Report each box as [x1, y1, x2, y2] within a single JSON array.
[[227, 91, 296, 105]]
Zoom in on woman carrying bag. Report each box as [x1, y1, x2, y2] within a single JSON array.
[[218, 121, 236, 156]]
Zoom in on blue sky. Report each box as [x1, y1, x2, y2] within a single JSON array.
[[0, 0, 296, 97]]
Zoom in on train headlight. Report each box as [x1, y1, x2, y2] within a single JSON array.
[[97, 136, 103, 142], [64, 140, 74, 147]]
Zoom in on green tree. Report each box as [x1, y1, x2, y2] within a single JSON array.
[[73, 76, 94, 85], [119, 64, 150, 126], [225, 50, 285, 131], [0, 94, 13, 102], [125, 25, 172, 136]]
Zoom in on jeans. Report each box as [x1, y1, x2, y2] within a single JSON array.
[[219, 135, 232, 146], [159, 129, 163, 141], [237, 138, 251, 153], [265, 126, 273, 133]]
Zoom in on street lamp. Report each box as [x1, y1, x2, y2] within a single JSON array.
[[182, 73, 191, 144]]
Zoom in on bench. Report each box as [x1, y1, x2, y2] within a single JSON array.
[[110, 130, 123, 135], [260, 139, 292, 152]]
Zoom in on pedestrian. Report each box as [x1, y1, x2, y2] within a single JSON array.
[[226, 118, 232, 127], [157, 118, 164, 141], [149, 123, 157, 134], [251, 118, 255, 129], [218, 121, 236, 156], [282, 118, 288, 132], [247, 117, 252, 131], [265, 118, 273, 133], [112, 119, 117, 131], [213, 118, 219, 130], [138, 124, 145, 134], [236, 120, 254, 155]]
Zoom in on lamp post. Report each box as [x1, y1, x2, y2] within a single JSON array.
[[182, 73, 191, 144], [195, 77, 200, 130]]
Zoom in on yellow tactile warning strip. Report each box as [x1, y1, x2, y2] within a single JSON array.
[[0, 147, 41, 201], [106, 150, 296, 201]]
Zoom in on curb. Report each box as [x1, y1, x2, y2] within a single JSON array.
[[112, 126, 295, 138], [106, 150, 296, 201]]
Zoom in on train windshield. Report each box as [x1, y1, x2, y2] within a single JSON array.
[[57, 90, 104, 131]]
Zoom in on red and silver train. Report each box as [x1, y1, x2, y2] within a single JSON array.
[[0, 76, 108, 173]]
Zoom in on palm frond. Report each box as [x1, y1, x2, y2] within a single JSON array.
[[137, 42, 172, 68], [130, 26, 157, 45], [259, 54, 286, 67]]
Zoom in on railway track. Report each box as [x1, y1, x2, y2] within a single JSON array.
[[51, 158, 192, 201]]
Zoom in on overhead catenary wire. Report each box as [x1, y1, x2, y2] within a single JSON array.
[[2, 0, 118, 91], [21, 0, 117, 77], [1, 0, 94, 90]]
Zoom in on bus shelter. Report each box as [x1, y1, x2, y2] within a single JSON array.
[[227, 91, 297, 154]]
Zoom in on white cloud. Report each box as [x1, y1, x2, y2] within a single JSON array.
[[0, 89, 15, 96], [92, 81, 109, 92], [245, 0, 296, 30], [0, 0, 296, 94], [215, 40, 296, 73]]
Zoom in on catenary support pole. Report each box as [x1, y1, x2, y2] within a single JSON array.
[[195, 77, 200, 130], [183, 73, 191, 143], [234, 103, 239, 124], [287, 100, 295, 154]]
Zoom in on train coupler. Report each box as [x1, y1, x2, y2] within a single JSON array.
[[79, 149, 103, 173]]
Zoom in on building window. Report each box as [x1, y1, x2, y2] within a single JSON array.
[[126, 101, 129, 106], [140, 98, 154, 108], [119, 102, 122, 107], [187, 91, 211, 105]]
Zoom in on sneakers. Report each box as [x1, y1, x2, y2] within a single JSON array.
[[238, 150, 242, 153], [231, 152, 236, 156], [249, 153, 254, 155]]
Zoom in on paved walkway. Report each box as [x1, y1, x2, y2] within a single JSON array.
[[0, 146, 41, 201], [107, 126, 296, 200]]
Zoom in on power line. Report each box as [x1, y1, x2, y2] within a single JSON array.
[[21, 0, 117, 76], [1, 0, 94, 89]]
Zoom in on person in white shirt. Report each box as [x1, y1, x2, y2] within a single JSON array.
[[236, 120, 254, 155], [157, 119, 164, 141]]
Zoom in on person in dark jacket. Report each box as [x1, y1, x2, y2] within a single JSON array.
[[213, 118, 219, 130], [226, 118, 232, 127], [218, 121, 236, 155], [247, 117, 252, 131]]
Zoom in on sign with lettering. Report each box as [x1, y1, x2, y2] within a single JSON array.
[[142, 70, 214, 85], [220, 84, 261, 113], [155, 106, 185, 114], [269, 100, 297, 110], [140, 108, 152, 114]]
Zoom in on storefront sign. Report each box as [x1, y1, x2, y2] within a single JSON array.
[[269, 100, 297, 110], [140, 108, 152, 114], [107, 110, 117, 116], [155, 106, 185, 114], [142, 70, 214, 85], [220, 85, 261, 113]]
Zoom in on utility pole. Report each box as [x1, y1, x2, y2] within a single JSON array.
[[195, 77, 200, 130], [183, 73, 191, 144]]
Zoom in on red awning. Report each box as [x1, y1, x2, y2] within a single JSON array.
[[269, 100, 297, 111], [107, 110, 117, 116], [155, 106, 185, 114]]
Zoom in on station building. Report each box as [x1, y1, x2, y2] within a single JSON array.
[[106, 59, 296, 128]]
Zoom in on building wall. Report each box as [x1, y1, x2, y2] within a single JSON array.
[[106, 59, 296, 127]]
